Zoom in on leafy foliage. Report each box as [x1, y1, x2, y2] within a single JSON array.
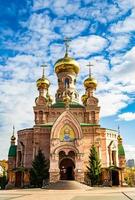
[[30, 149, 49, 187], [0, 175, 7, 189], [87, 145, 101, 186]]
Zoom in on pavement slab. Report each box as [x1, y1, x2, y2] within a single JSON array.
[[0, 182, 135, 200]]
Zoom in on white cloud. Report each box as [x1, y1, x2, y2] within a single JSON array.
[[118, 112, 135, 121], [116, 0, 135, 12], [53, 0, 80, 16], [98, 92, 130, 117], [32, 0, 52, 11], [110, 47, 135, 86], [59, 18, 89, 37], [110, 8, 135, 33], [108, 34, 130, 51], [125, 144, 135, 160], [70, 35, 108, 57]]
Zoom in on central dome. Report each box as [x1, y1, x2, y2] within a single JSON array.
[[54, 54, 80, 74]]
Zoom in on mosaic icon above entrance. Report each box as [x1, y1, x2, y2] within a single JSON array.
[[60, 125, 75, 142]]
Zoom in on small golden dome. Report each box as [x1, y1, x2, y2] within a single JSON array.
[[84, 77, 97, 89], [118, 134, 122, 141], [36, 77, 50, 90], [54, 54, 80, 74], [81, 94, 88, 104]]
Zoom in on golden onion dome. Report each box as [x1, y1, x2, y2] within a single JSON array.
[[84, 76, 97, 89], [118, 134, 122, 142], [36, 76, 50, 90], [81, 94, 88, 104], [54, 54, 80, 74]]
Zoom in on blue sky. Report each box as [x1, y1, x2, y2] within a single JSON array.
[[0, 0, 135, 160]]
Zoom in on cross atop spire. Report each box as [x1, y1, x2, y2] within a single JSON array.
[[11, 125, 16, 144], [13, 125, 15, 136], [87, 62, 94, 77], [118, 125, 120, 134], [41, 64, 47, 78], [64, 37, 71, 57]]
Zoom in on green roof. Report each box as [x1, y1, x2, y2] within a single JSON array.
[[80, 123, 99, 127], [52, 101, 84, 108], [36, 124, 53, 128], [8, 145, 17, 157], [118, 144, 125, 156]]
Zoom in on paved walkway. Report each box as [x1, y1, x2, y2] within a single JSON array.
[[44, 180, 91, 190], [0, 182, 135, 200]]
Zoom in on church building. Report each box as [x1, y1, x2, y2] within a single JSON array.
[[7, 43, 125, 187]]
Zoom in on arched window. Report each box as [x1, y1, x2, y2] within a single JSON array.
[[112, 151, 116, 165], [68, 151, 75, 159], [39, 111, 43, 123], [34, 112, 37, 122], [59, 151, 66, 161], [18, 151, 22, 166], [91, 111, 95, 123], [64, 78, 69, 88]]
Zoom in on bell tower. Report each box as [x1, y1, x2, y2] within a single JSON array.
[[54, 39, 80, 103], [82, 63, 100, 124], [34, 65, 53, 124]]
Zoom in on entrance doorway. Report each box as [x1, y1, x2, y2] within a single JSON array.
[[111, 170, 119, 186], [15, 172, 22, 187], [60, 158, 75, 180]]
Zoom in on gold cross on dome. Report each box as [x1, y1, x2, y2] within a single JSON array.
[[41, 64, 47, 78], [87, 62, 94, 77], [64, 37, 71, 56]]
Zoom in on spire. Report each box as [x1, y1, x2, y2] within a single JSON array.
[[87, 62, 93, 78], [11, 125, 16, 145], [117, 125, 123, 144], [36, 64, 50, 91], [13, 125, 15, 136], [118, 124, 120, 134], [64, 37, 71, 57], [41, 64, 47, 78]]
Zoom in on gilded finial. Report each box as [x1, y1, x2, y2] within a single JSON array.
[[41, 64, 47, 78], [13, 125, 15, 136], [87, 62, 93, 77], [117, 125, 123, 142], [118, 125, 120, 134], [64, 37, 71, 57], [11, 125, 16, 142]]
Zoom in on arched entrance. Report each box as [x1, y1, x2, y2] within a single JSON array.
[[60, 158, 75, 180], [111, 170, 119, 186]]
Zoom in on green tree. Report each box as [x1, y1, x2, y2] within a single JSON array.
[[87, 145, 101, 186], [0, 169, 7, 189], [30, 149, 49, 187]]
